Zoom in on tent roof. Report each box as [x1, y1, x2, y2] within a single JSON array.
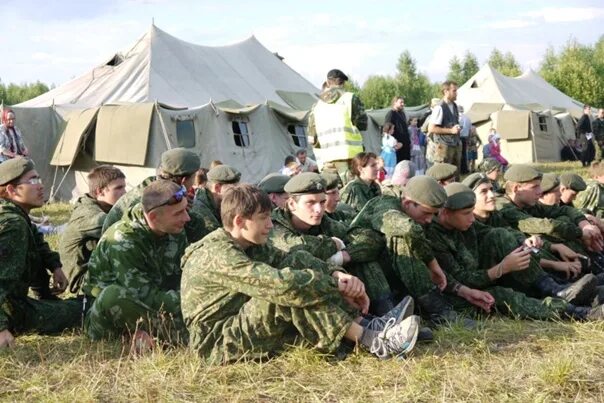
[[457, 64, 584, 118], [18, 25, 319, 109]]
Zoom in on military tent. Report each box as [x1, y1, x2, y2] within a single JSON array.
[[457, 64, 584, 164], [14, 24, 321, 200]]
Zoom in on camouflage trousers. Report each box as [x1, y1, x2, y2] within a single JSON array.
[[347, 261, 392, 307], [84, 285, 188, 345], [3, 296, 83, 334], [446, 286, 568, 320], [190, 293, 356, 364]]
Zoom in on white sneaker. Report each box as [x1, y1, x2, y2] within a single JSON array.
[[369, 315, 420, 359], [365, 296, 414, 331]]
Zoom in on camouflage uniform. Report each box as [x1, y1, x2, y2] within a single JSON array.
[[380, 182, 404, 199], [180, 228, 357, 364], [427, 220, 566, 314], [340, 178, 382, 213], [575, 180, 604, 218], [348, 196, 460, 299], [83, 203, 188, 343], [102, 176, 210, 243], [0, 199, 82, 335], [192, 187, 222, 231], [59, 194, 107, 288], [325, 202, 357, 225], [270, 208, 348, 260]]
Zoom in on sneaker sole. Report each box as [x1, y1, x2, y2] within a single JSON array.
[[561, 274, 597, 306], [397, 315, 420, 356]]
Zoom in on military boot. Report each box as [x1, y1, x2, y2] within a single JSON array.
[[416, 290, 476, 329], [564, 303, 604, 321], [533, 274, 597, 306]]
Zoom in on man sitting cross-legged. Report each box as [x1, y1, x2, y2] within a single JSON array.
[[83, 181, 191, 349], [180, 184, 420, 364]]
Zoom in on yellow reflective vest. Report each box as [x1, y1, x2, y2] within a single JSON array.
[[312, 92, 364, 165]]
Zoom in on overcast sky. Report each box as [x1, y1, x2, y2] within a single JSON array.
[[1, 0, 602, 89]]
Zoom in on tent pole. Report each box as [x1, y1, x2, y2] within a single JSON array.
[[155, 101, 173, 150]]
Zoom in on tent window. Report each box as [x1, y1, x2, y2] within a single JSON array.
[[288, 124, 308, 148], [176, 119, 196, 148], [538, 116, 548, 132], [470, 80, 478, 88], [232, 121, 250, 147]]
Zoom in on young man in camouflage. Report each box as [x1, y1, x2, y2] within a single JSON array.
[[180, 184, 420, 364], [102, 148, 208, 243], [193, 164, 241, 230], [348, 176, 476, 326], [425, 162, 458, 186], [257, 173, 290, 209], [559, 173, 587, 208], [322, 172, 357, 225], [427, 182, 600, 320], [60, 165, 126, 291], [0, 158, 82, 348], [83, 181, 190, 348]]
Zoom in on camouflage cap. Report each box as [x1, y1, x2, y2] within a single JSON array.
[[207, 165, 241, 184], [444, 183, 476, 210], [503, 164, 542, 183], [284, 172, 326, 195], [461, 172, 491, 191], [321, 172, 341, 190], [160, 148, 200, 176], [0, 157, 35, 185], [478, 158, 501, 174], [540, 173, 560, 193], [326, 69, 348, 82], [426, 163, 457, 181], [258, 173, 290, 194], [403, 176, 447, 208], [559, 173, 587, 192]]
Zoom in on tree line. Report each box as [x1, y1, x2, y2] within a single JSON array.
[[353, 35, 604, 110], [0, 81, 50, 106]]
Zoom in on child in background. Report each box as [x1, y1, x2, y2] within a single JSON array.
[[376, 156, 387, 182], [466, 126, 482, 173], [380, 122, 397, 178], [408, 117, 426, 175]]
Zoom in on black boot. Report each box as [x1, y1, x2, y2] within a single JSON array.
[[416, 290, 476, 329], [533, 274, 597, 306], [564, 303, 604, 320]]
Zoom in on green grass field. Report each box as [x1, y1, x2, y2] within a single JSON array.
[[3, 161, 604, 402]]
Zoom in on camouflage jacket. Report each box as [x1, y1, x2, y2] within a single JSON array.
[[180, 228, 342, 363], [0, 199, 62, 330], [82, 203, 187, 307], [270, 208, 348, 260], [575, 180, 604, 218], [380, 183, 404, 199], [102, 175, 211, 243], [325, 202, 357, 225], [498, 198, 583, 241], [59, 194, 107, 282], [340, 178, 382, 213], [193, 187, 222, 232], [308, 87, 368, 138]]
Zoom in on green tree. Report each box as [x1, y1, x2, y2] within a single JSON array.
[[461, 51, 479, 83], [359, 75, 398, 109], [539, 38, 604, 107], [488, 48, 522, 77], [0, 80, 50, 105], [446, 55, 464, 84], [394, 50, 433, 106]]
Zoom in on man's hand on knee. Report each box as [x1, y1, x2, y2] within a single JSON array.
[[0, 329, 15, 348]]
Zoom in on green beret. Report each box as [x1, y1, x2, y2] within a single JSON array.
[[207, 165, 241, 184], [258, 173, 290, 194], [559, 173, 587, 192], [444, 183, 476, 210], [284, 172, 326, 195], [403, 176, 447, 208], [540, 173, 560, 193], [321, 172, 341, 190], [160, 148, 200, 176], [0, 157, 35, 185], [478, 158, 501, 173], [426, 163, 457, 181], [461, 173, 491, 190], [503, 164, 542, 183]]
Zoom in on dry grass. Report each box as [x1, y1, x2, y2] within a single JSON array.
[[4, 162, 603, 402]]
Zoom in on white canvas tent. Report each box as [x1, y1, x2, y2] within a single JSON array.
[[14, 25, 322, 200], [457, 64, 584, 163]]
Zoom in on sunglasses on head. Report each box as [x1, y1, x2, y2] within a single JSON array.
[[148, 186, 187, 212]]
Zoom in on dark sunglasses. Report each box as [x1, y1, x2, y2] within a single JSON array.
[[148, 186, 187, 212]]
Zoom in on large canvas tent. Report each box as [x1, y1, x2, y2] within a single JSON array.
[[14, 25, 323, 200], [457, 64, 584, 163]]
